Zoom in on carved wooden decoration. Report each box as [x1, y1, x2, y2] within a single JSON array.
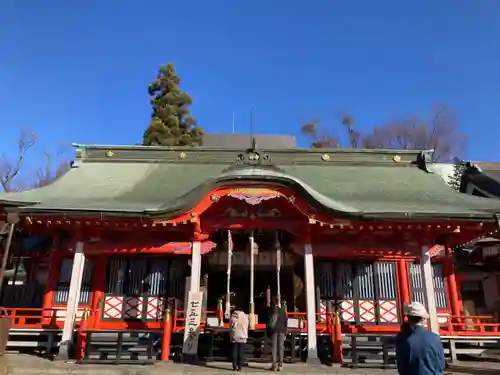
[[227, 188, 281, 205]]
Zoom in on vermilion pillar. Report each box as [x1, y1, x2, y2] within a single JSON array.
[[443, 248, 461, 317], [42, 251, 62, 326], [89, 254, 109, 329], [398, 259, 411, 319]]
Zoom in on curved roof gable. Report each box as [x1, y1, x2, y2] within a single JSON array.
[[0, 144, 499, 221]]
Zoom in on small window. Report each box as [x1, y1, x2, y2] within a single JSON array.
[[408, 262, 448, 309], [106, 257, 172, 297], [54, 258, 94, 305]]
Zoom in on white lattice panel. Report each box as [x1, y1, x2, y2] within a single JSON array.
[[124, 296, 143, 319], [359, 300, 376, 322], [146, 297, 164, 320], [339, 300, 355, 322], [103, 296, 123, 319], [379, 300, 399, 323]]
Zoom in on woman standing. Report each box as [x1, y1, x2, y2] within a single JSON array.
[[230, 306, 249, 372]]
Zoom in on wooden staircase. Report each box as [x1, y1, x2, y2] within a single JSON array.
[[79, 330, 160, 365]]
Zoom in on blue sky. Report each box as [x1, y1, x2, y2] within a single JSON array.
[[1, 1, 500, 177]]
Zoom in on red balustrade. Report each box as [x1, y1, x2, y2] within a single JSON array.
[[4, 306, 500, 339], [2, 307, 87, 329], [173, 309, 218, 332], [441, 315, 500, 336], [173, 309, 332, 333]]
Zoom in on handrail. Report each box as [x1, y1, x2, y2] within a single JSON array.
[[5, 306, 500, 337], [441, 315, 500, 336], [173, 309, 331, 333], [173, 309, 218, 332], [1, 307, 88, 329]]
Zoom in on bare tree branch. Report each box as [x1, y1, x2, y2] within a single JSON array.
[[341, 115, 360, 148], [301, 119, 340, 148], [301, 104, 466, 161], [34, 149, 70, 188], [363, 104, 465, 161], [0, 130, 37, 192], [0, 131, 70, 192]]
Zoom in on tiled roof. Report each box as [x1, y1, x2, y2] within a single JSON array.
[[0, 144, 499, 220]]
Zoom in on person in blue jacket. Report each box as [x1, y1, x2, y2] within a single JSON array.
[[395, 302, 446, 375]]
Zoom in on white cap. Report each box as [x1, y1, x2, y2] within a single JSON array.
[[404, 302, 429, 319]]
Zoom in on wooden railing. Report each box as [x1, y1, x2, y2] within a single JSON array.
[[173, 309, 332, 333], [441, 315, 500, 336], [5, 306, 500, 339], [2, 307, 87, 329], [173, 309, 219, 333]]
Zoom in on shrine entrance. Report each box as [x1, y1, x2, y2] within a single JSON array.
[[202, 230, 305, 323], [204, 268, 298, 320]]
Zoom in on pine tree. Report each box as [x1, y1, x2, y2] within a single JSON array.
[[448, 158, 467, 191], [143, 64, 203, 146]]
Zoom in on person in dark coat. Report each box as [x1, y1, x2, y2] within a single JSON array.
[[266, 297, 287, 371], [395, 302, 445, 375]]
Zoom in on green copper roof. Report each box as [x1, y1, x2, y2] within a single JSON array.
[[0, 144, 499, 221]]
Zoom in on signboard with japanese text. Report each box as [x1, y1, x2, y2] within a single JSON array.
[[182, 291, 203, 355]]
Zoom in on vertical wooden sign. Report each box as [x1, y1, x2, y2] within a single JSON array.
[[182, 291, 203, 355]]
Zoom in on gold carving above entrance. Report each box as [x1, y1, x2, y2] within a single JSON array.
[[227, 188, 281, 205]]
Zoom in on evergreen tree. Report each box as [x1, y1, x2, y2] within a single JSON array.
[[448, 157, 467, 191], [143, 64, 203, 146]]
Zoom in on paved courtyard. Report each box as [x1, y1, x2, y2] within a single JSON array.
[[0, 355, 499, 375]]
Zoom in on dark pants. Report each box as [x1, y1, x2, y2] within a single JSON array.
[[232, 342, 245, 370], [271, 333, 285, 368]]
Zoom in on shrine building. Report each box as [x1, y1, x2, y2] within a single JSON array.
[[1, 139, 500, 363]]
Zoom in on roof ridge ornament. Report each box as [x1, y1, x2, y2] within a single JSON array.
[[251, 137, 257, 152], [235, 137, 273, 166]]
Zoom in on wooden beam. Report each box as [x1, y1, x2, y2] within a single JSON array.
[[56, 241, 86, 360]]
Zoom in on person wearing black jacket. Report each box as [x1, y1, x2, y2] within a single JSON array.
[[266, 298, 287, 371]]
